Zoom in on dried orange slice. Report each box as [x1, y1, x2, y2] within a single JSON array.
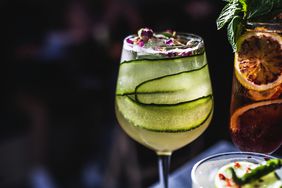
[[230, 99, 282, 153], [235, 32, 282, 91], [247, 84, 282, 101]]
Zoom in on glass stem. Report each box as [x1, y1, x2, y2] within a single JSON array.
[[158, 155, 171, 188]]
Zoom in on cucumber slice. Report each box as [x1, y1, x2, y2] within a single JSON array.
[[116, 53, 206, 95], [215, 161, 282, 188], [116, 95, 213, 132], [242, 173, 282, 188], [135, 64, 212, 104]]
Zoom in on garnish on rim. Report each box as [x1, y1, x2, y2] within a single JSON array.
[[128, 28, 181, 48], [125, 28, 203, 58], [216, 0, 282, 51], [138, 28, 154, 42], [234, 32, 282, 92]]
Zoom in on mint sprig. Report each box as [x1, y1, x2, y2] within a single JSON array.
[[227, 16, 243, 51], [216, 1, 242, 30], [247, 0, 273, 19], [217, 0, 282, 52]]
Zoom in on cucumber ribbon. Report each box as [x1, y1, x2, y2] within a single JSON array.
[[229, 159, 282, 185]]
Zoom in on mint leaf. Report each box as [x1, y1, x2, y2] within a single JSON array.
[[217, 1, 242, 30], [239, 0, 247, 15], [227, 16, 243, 52], [260, 0, 282, 20], [258, 8, 282, 21], [217, 0, 281, 51], [247, 0, 274, 19]]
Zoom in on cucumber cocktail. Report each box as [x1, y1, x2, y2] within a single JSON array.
[[115, 28, 213, 188]]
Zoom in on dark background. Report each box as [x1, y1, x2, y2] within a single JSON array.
[[1, 0, 279, 188]]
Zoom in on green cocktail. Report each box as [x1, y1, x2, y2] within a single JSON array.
[[115, 29, 213, 188]]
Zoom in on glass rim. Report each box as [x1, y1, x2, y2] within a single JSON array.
[[246, 21, 282, 32], [191, 151, 275, 185], [123, 32, 205, 58]]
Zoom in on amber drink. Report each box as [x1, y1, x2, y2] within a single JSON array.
[[230, 22, 282, 154]]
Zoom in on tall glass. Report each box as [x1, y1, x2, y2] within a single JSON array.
[[115, 32, 213, 187], [230, 22, 282, 154], [191, 152, 275, 188]]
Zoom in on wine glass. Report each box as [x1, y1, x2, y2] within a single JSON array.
[[115, 29, 214, 188], [229, 22, 282, 154]]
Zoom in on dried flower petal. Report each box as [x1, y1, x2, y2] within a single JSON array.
[[165, 39, 174, 45], [126, 38, 134, 44], [166, 52, 177, 57], [180, 51, 192, 57], [138, 28, 154, 42], [137, 40, 144, 47]]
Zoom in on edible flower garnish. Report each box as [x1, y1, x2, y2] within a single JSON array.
[[126, 38, 134, 44], [138, 28, 154, 42], [165, 39, 174, 45], [125, 28, 202, 57]]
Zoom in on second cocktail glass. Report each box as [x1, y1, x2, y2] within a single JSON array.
[[115, 29, 214, 188], [229, 22, 282, 154]]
